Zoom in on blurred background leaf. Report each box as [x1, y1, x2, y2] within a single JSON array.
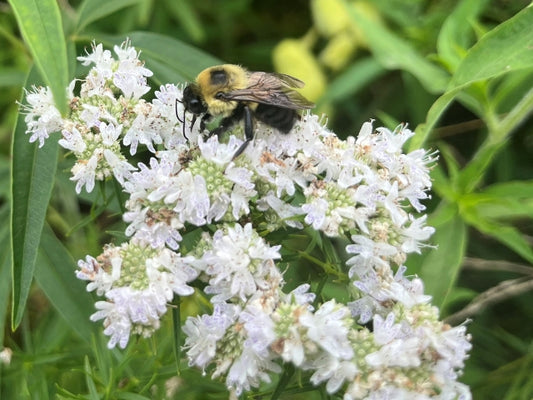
[[7, 0, 69, 112]]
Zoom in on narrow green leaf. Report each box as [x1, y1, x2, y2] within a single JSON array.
[[437, 0, 490, 69], [11, 69, 59, 329], [457, 141, 506, 193], [492, 69, 533, 113], [462, 181, 533, 220], [84, 356, 100, 399], [85, 31, 221, 83], [117, 393, 152, 400], [418, 209, 467, 308], [451, 6, 533, 88], [482, 180, 533, 198], [344, 0, 449, 94], [473, 196, 533, 220], [271, 364, 296, 400], [410, 89, 458, 150], [436, 141, 461, 183], [8, 0, 68, 113], [462, 207, 533, 264], [34, 225, 95, 342], [318, 58, 386, 105], [0, 206, 13, 346], [76, 0, 145, 32]]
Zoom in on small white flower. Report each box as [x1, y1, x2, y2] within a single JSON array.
[[123, 101, 163, 154], [307, 354, 358, 394], [58, 126, 86, 153], [76, 254, 120, 296], [225, 346, 281, 396], [172, 172, 210, 226], [71, 154, 98, 193], [381, 181, 408, 227], [183, 303, 239, 370], [400, 215, 435, 254], [21, 86, 63, 147], [99, 122, 122, 145], [346, 235, 398, 277], [0, 348, 13, 365], [91, 286, 167, 349], [300, 300, 354, 360], [103, 149, 135, 185], [112, 40, 153, 99], [302, 197, 329, 231], [257, 193, 304, 229], [240, 305, 276, 356], [77, 42, 114, 73], [79, 104, 118, 129]]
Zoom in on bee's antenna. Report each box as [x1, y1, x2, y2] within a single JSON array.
[[175, 98, 184, 123], [176, 97, 188, 140], [182, 117, 188, 141]]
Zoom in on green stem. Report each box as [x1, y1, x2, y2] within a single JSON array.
[[493, 86, 533, 142], [298, 251, 348, 281]]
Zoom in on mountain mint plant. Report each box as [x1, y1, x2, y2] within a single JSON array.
[[22, 40, 472, 399]]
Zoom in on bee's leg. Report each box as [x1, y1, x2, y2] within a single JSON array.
[[232, 105, 253, 159], [210, 105, 244, 139], [199, 113, 212, 133]]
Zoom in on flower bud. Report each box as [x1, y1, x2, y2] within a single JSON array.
[[319, 31, 358, 71], [311, 0, 350, 37], [273, 38, 326, 101]]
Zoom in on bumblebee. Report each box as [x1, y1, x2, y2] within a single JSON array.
[[180, 64, 314, 158]]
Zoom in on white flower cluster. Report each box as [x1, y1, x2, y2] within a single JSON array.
[[22, 40, 471, 399]]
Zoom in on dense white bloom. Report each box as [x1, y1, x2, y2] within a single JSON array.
[[77, 239, 198, 348], [91, 286, 166, 349], [200, 223, 281, 303], [23, 41, 472, 399], [78, 40, 152, 99]]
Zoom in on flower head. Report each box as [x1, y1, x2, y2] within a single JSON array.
[[23, 40, 472, 399]]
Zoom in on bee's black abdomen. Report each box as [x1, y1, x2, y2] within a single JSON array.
[[255, 103, 297, 133]]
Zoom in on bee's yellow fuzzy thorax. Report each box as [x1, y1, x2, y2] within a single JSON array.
[[196, 64, 249, 116]]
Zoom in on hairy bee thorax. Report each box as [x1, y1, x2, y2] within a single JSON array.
[[196, 64, 249, 116]]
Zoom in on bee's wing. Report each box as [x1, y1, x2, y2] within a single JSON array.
[[222, 72, 315, 110]]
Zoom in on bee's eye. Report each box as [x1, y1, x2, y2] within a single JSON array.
[[215, 92, 225, 100], [183, 85, 207, 114]]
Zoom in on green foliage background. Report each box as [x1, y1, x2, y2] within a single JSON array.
[[1, 0, 533, 398]]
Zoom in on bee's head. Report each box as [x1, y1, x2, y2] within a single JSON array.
[[182, 84, 207, 115]]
